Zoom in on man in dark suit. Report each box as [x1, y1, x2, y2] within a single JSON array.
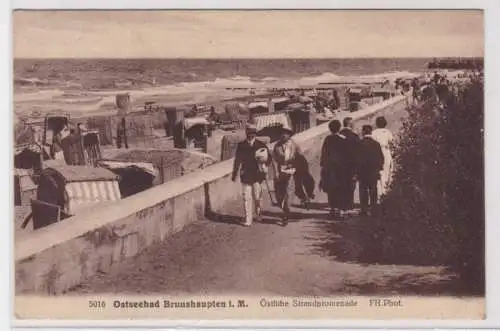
[[340, 117, 360, 213], [357, 125, 385, 216], [232, 124, 271, 227]]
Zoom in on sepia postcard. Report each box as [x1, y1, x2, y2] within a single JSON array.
[[12, 9, 485, 323]]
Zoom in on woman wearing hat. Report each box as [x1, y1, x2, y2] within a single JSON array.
[[232, 124, 271, 227]]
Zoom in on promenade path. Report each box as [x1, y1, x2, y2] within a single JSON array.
[[71, 104, 457, 296]]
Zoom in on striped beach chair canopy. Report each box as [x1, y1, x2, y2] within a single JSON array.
[[251, 112, 292, 133], [38, 165, 121, 215]]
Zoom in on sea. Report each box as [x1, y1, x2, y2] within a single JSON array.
[[13, 58, 432, 121]]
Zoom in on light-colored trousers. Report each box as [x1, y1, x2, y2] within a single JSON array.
[[378, 149, 393, 198], [54, 150, 65, 161], [242, 182, 262, 224]]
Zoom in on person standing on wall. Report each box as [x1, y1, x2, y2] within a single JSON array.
[[319, 120, 348, 218], [339, 117, 361, 214], [231, 124, 271, 227], [116, 118, 129, 149], [357, 125, 384, 216], [332, 88, 340, 110], [116, 93, 130, 149], [371, 116, 394, 199]]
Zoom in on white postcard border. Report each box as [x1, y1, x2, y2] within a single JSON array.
[[4, 0, 500, 329]]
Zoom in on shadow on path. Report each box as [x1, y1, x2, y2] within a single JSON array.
[[261, 209, 331, 222], [206, 210, 287, 227], [304, 213, 482, 296], [291, 201, 330, 211], [205, 211, 243, 226]]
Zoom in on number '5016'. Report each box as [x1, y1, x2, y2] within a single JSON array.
[[89, 300, 106, 308]]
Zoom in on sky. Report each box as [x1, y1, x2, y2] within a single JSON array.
[[12, 10, 484, 59]]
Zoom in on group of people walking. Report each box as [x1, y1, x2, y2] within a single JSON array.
[[320, 116, 394, 217], [231, 115, 394, 227], [231, 123, 315, 227]]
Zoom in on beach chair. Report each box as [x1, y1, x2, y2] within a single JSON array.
[[33, 165, 121, 228], [165, 107, 185, 144], [14, 168, 37, 206], [286, 103, 311, 133], [184, 117, 210, 152], [82, 131, 102, 166], [252, 111, 293, 142], [31, 199, 61, 230], [144, 101, 157, 112], [248, 101, 270, 119], [43, 114, 70, 147], [116, 93, 131, 112]]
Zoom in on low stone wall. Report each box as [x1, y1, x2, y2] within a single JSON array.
[[15, 95, 408, 295]]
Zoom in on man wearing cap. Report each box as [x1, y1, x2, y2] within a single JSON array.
[[232, 124, 271, 227], [116, 93, 130, 149], [273, 124, 305, 226]]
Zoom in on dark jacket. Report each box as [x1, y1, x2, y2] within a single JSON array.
[[232, 139, 269, 184], [319, 134, 348, 191], [357, 136, 384, 181], [320, 133, 348, 170], [339, 128, 360, 175]]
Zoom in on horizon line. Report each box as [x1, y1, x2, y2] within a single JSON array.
[[13, 56, 484, 60]]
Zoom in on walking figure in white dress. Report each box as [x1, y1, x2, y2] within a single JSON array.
[[371, 116, 394, 199]]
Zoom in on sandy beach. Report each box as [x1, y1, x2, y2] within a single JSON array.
[[14, 58, 425, 123]]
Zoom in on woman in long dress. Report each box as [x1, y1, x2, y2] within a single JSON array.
[[320, 120, 348, 218], [371, 116, 394, 198]]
